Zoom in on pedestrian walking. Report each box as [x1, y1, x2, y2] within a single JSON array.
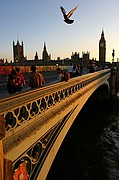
[[15, 67, 26, 92], [57, 68, 70, 82], [68, 63, 73, 78], [82, 66, 88, 75], [29, 65, 45, 88], [7, 69, 18, 94], [57, 68, 64, 82], [72, 64, 79, 77]]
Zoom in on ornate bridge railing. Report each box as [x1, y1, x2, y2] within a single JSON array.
[[0, 69, 111, 179]]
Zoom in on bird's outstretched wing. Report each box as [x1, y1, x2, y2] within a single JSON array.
[[67, 5, 78, 18], [60, 6, 66, 17], [60, 5, 78, 24]]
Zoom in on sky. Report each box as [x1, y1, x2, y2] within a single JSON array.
[[0, 0, 119, 63]]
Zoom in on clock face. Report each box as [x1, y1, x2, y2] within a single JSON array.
[[100, 43, 104, 47]]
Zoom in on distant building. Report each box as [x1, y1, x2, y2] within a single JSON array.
[[0, 58, 4, 64], [81, 51, 90, 65], [71, 52, 80, 60], [5, 58, 8, 65], [99, 30, 106, 64], [42, 42, 51, 61], [34, 52, 39, 60], [13, 40, 26, 63], [82, 51, 90, 60]]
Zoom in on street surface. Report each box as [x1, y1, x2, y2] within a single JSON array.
[[0, 71, 58, 99]]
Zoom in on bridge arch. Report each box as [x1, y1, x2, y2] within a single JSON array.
[[37, 78, 110, 179]]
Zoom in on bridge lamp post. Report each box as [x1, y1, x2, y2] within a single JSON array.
[[112, 49, 115, 69], [112, 49, 115, 63]]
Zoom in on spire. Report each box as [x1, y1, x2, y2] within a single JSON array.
[[43, 42, 46, 51], [101, 29, 104, 37], [34, 51, 38, 60], [42, 42, 50, 61], [17, 34, 19, 44]]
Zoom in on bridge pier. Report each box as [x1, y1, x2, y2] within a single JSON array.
[[116, 67, 119, 95], [110, 68, 116, 97], [109, 68, 118, 98]]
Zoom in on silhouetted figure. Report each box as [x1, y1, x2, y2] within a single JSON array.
[[29, 65, 45, 89], [89, 66, 95, 73], [57, 68, 64, 82], [15, 67, 26, 92], [72, 64, 79, 77], [60, 5, 78, 24], [57, 68, 70, 82], [7, 69, 17, 94], [68, 63, 73, 78], [82, 66, 88, 75]]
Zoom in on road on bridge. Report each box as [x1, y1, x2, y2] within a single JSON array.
[[0, 71, 59, 99]]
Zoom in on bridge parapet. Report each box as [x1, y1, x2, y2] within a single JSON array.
[[0, 69, 110, 179], [0, 115, 13, 180]]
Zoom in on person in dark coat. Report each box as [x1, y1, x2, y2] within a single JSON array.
[[7, 69, 17, 94]]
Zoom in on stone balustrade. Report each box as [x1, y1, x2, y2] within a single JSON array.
[[0, 115, 13, 180]]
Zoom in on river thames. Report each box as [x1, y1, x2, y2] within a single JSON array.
[[47, 97, 119, 180]]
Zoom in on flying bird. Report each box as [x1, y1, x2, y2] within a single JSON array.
[[60, 5, 78, 24]]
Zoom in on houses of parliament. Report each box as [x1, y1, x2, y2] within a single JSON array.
[[0, 30, 109, 66]]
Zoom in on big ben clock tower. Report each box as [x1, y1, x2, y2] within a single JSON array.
[[99, 30, 106, 64]]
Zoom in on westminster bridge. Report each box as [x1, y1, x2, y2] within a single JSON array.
[[0, 68, 117, 180]]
